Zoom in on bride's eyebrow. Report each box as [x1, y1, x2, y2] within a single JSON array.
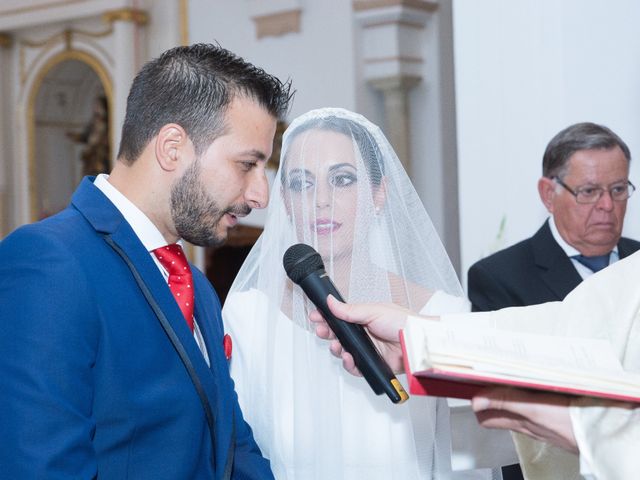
[[287, 167, 312, 177], [328, 163, 356, 172]]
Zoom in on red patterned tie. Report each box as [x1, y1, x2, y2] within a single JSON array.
[[152, 244, 194, 332]]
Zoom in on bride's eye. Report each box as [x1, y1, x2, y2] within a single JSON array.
[[288, 175, 313, 192], [331, 172, 357, 188]]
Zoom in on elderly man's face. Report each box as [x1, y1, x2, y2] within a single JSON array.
[[540, 146, 630, 256]]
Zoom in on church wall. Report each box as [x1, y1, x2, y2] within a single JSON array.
[[189, 0, 357, 117], [453, 0, 640, 286], [0, 42, 13, 237], [0, 0, 178, 233], [1, 1, 461, 273]]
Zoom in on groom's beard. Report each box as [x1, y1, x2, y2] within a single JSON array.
[[170, 160, 251, 247]]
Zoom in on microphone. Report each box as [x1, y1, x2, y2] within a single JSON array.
[[283, 243, 409, 404]]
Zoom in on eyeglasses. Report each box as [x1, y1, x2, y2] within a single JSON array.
[[552, 177, 636, 204]]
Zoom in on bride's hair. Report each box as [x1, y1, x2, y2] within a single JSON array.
[[280, 115, 384, 186]]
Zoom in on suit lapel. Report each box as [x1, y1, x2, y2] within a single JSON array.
[[108, 227, 213, 369], [618, 238, 639, 259], [71, 178, 220, 426], [192, 280, 237, 477], [191, 284, 223, 413], [532, 221, 583, 301], [193, 288, 219, 376]]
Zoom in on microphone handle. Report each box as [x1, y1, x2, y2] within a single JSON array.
[[299, 271, 408, 404]]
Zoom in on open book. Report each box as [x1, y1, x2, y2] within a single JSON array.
[[400, 317, 640, 402]]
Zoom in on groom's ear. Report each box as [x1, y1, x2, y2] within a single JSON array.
[[155, 123, 188, 172]]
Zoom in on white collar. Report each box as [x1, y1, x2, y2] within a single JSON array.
[[548, 215, 618, 257], [94, 174, 171, 252]]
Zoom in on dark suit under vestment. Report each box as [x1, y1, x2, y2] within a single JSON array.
[[468, 220, 640, 311]]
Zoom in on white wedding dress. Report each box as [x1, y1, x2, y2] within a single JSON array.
[[223, 108, 514, 479], [226, 289, 514, 479]]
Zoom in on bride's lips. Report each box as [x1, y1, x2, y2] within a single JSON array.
[[313, 218, 341, 235]]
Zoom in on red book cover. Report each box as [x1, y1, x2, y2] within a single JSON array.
[[399, 331, 640, 403]]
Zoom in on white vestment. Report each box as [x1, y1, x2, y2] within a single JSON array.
[[441, 250, 640, 480]]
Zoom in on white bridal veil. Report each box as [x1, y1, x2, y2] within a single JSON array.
[[223, 108, 500, 479]]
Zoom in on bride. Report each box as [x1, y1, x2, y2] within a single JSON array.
[[223, 108, 510, 479]]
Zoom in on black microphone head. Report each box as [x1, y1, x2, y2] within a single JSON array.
[[283, 243, 325, 284]]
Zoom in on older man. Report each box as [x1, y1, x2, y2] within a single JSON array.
[[468, 122, 639, 312], [466, 122, 640, 479]]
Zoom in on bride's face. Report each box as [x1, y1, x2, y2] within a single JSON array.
[[283, 129, 360, 261]]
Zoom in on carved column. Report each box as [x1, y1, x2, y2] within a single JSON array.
[[369, 75, 420, 173], [102, 8, 148, 154], [354, 0, 436, 174], [0, 33, 12, 237]]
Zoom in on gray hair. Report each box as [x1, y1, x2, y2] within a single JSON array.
[[542, 122, 631, 179]]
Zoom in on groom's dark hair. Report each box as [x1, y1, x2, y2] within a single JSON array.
[[117, 43, 293, 164]]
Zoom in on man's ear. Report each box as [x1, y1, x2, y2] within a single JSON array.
[[155, 123, 188, 172], [538, 177, 556, 213]]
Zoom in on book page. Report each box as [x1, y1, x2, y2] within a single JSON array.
[[404, 317, 629, 384]]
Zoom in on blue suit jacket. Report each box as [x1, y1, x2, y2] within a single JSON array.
[[0, 178, 273, 479]]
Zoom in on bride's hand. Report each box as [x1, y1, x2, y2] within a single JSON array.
[[309, 295, 411, 375]]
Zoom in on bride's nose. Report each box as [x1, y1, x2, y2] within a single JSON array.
[[314, 184, 332, 209]]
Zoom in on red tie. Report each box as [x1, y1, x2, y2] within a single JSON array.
[[153, 244, 194, 332]]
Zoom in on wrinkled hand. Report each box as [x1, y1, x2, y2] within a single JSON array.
[[309, 295, 411, 376], [472, 387, 578, 454]]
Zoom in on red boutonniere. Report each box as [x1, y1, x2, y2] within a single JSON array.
[[223, 333, 232, 360]]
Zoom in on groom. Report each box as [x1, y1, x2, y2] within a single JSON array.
[[0, 44, 292, 479]]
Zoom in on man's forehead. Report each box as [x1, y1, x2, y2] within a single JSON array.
[[567, 148, 629, 173]]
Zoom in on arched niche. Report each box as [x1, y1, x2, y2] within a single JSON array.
[[27, 50, 113, 220]]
